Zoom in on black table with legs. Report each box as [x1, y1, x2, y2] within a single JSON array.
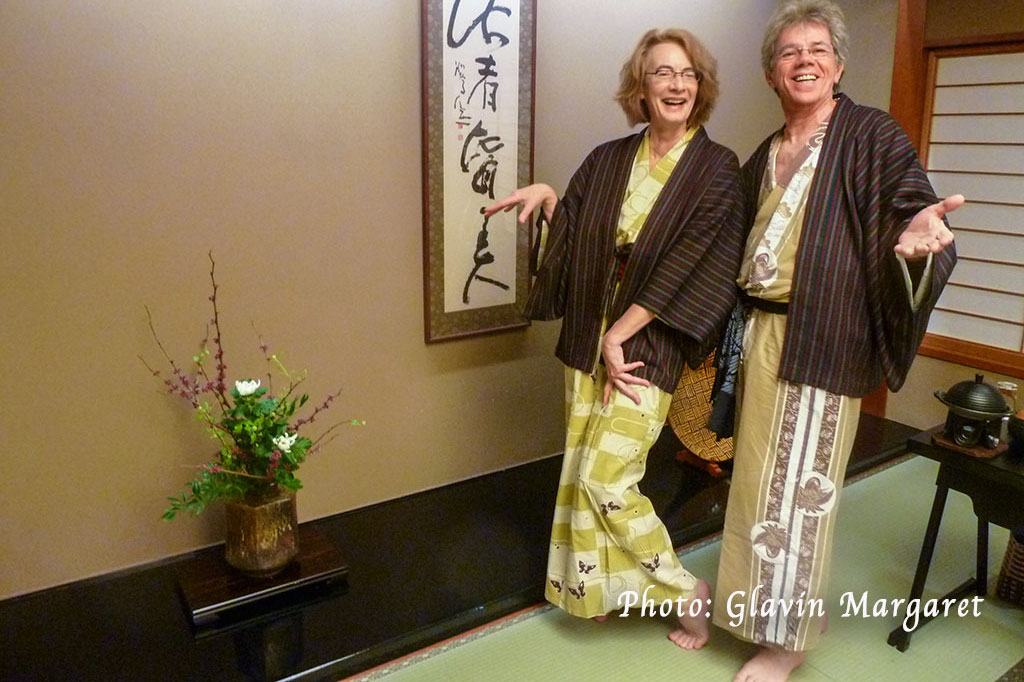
[[887, 427, 1024, 651]]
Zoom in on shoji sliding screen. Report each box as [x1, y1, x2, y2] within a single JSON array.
[[922, 47, 1024, 367]]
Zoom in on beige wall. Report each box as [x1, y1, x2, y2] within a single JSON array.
[[0, 0, 775, 599], [887, 357, 1019, 429], [842, 0, 898, 108], [1, 0, 910, 598], [1, 0, 563, 598]]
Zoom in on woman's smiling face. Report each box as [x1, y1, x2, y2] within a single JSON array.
[[642, 41, 698, 134]]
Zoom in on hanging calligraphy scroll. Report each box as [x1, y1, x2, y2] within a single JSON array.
[[422, 0, 536, 342]]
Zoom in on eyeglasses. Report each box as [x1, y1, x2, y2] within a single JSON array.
[[645, 67, 701, 83], [775, 44, 835, 63]]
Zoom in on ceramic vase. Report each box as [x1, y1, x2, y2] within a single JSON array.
[[224, 486, 298, 578]]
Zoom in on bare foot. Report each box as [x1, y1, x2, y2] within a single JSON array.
[[667, 579, 710, 649], [592, 614, 609, 622], [734, 647, 805, 682]]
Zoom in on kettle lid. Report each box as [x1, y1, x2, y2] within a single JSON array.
[[935, 373, 1012, 419]]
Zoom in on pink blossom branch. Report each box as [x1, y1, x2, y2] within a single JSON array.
[[264, 347, 309, 407], [251, 320, 277, 396], [141, 311, 200, 408], [295, 387, 341, 428], [189, 324, 224, 403], [307, 434, 339, 456], [206, 251, 231, 411], [184, 464, 265, 480], [309, 415, 362, 447]]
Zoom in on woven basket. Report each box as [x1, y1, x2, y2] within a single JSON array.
[[996, 531, 1024, 606], [667, 352, 734, 463]]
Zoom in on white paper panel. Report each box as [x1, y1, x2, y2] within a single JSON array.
[[936, 52, 1024, 86], [927, 143, 1024, 174], [949, 202, 1024, 236], [929, 171, 1023, 204], [959, 229, 1024, 259], [950, 231, 1024, 263], [933, 84, 1024, 114], [927, 50, 1024, 354], [927, 309, 1022, 351], [440, 0, 521, 313], [949, 259, 1024, 294], [937, 285, 1024, 324], [930, 114, 1024, 144]]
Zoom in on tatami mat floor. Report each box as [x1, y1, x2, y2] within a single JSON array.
[[344, 456, 1023, 682]]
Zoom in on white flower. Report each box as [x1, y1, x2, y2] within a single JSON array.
[[235, 379, 261, 396], [273, 432, 298, 453]]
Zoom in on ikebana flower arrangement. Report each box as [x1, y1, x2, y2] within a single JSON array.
[[143, 253, 360, 521]]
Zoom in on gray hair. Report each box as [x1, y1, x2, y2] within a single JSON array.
[[761, 0, 850, 78]]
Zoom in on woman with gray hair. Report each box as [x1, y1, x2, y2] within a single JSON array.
[[488, 28, 744, 646], [711, 1, 961, 679]]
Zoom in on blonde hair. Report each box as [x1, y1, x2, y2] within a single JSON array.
[[615, 28, 720, 129]]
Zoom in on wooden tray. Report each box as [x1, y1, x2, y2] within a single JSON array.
[[931, 431, 1008, 459]]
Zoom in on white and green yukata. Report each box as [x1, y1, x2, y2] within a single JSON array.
[[713, 121, 933, 651], [545, 129, 700, 618]]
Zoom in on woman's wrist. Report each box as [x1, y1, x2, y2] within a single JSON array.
[[602, 331, 624, 350], [540, 187, 557, 221]]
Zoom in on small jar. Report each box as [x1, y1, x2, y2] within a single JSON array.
[[997, 381, 1018, 442], [998, 381, 1019, 412]]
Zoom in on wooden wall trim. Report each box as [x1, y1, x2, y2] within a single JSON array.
[[919, 333, 1024, 379], [889, 0, 929, 149], [861, 384, 888, 418], [875, 0, 930, 418], [925, 31, 1024, 49], [927, 38, 1024, 59]]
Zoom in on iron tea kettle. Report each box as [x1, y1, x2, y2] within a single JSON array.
[[935, 373, 1013, 448]]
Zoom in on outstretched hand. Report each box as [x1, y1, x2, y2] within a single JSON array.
[[894, 194, 964, 259], [484, 183, 558, 224]]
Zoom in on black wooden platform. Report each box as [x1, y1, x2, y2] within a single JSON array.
[[0, 414, 918, 682], [177, 525, 349, 631]]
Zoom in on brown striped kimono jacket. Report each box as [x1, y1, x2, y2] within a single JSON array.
[[742, 94, 957, 397], [524, 127, 746, 394]]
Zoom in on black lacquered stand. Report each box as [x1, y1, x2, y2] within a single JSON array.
[[887, 428, 1024, 651], [176, 525, 348, 632]]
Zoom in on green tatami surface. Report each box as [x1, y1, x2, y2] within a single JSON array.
[[348, 456, 1023, 682]]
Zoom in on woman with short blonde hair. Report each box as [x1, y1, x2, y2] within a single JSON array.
[[486, 28, 744, 648]]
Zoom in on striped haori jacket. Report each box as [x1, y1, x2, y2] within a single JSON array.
[[524, 127, 746, 394], [742, 94, 958, 397]]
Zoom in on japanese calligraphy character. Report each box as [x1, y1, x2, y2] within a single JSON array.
[[446, 0, 511, 49], [467, 55, 498, 112], [462, 207, 510, 304], [460, 120, 504, 173]]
